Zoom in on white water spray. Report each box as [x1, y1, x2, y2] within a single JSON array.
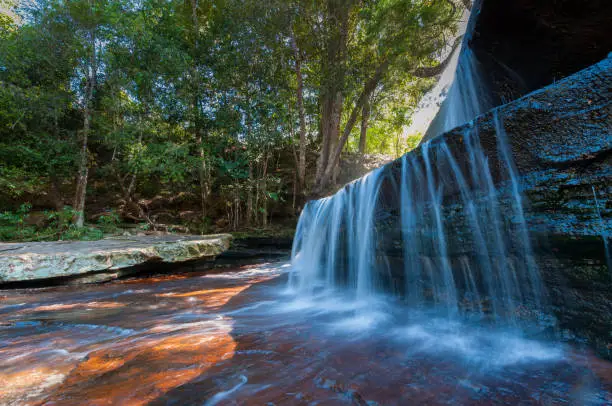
[[291, 119, 548, 326]]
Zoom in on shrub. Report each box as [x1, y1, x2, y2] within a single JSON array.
[[0, 204, 105, 242], [97, 210, 120, 233]]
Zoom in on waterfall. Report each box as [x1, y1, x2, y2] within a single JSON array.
[[591, 185, 612, 275], [422, 0, 493, 140], [290, 168, 385, 298], [290, 114, 547, 325], [430, 47, 492, 134]]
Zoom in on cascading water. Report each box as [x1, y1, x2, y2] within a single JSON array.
[[426, 47, 492, 138], [421, 0, 494, 141], [591, 185, 612, 274], [290, 168, 385, 298], [290, 112, 548, 326]]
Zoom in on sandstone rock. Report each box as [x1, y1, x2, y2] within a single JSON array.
[[329, 56, 611, 358], [0, 234, 232, 284]]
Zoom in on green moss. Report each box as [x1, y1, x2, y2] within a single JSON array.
[[565, 263, 609, 286]]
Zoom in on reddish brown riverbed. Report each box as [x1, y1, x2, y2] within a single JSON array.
[[1, 263, 611, 405]]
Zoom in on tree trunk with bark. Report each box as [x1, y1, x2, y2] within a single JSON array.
[[190, 0, 210, 219], [358, 97, 370, 154], [313, 30, 462, 194], [261, 154, 269, 226], [246, 161, 254, 225], [291, 31, 307, 197], [197, 134, 209, 219], [315, 0, 350, 183], [314, 60, 389, 193], [73, 20, 97, 227]]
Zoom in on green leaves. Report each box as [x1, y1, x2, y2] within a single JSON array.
[[0, 0, 461, 232]]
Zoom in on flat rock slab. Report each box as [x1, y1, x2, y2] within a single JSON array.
[[0, 234, 232, 284]]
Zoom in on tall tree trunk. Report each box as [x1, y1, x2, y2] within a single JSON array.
[[246, 161, 253, 225], [314, 60, 389, 193], [197, 136, 208, 218], [50, 175, 64, 212], [50, 108, 63, 211], [261, 154, 268, 226], [254, 163, 260, 226], [291, 31, 307, 196], [312, 6, 460, 194], [73, 108, 90, 227], [126, 109, 145, 200], [73, 21, 97, 227], [317, 92, 342, 181], [190, 0, 209, 219], [358, 97, 370, 154], [315, 0, 350, 183]]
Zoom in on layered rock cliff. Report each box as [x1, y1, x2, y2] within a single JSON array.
[[323, 56, 611, 358]]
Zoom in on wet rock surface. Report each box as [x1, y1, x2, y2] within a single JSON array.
[[452, 57, 611, 358], [330, 56, 611, 358], [472, 0, 612, 102], [423, 0, 612, 142], [0, 234, 232, 285], [1, 264, 611, 405]]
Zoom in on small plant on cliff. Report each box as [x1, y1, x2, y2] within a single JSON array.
[[45, 207, 77, 233]]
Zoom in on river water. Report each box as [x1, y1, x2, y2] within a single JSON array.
[[1, 263, 611, 405]]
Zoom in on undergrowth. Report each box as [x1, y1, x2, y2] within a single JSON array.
[[0, 204, 120, 242]]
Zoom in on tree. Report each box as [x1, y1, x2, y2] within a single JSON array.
[[35, 0, 119, 226], [291, 28, 307, 198], [312, 0, 461, 193], [0, 0, 79, 208], [0, 0, 464, 234]]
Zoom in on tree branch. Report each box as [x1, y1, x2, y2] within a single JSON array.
[[412, 35, 463, 78], [315, 60, 389, 192]]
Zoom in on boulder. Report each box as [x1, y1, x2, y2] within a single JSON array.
[[0, 234, 232, 285]]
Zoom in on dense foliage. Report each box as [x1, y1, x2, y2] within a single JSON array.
[[0, 0, 462, 237]]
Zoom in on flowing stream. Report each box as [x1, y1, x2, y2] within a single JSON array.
[[1, 263, 611, 405]]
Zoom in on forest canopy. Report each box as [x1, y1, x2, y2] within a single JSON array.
[[0, 0, 462, 237]]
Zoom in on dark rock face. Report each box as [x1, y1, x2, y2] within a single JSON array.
[[472, 0, 612, 102], [424, 0, 612, 141], [367, 56, 611, 358]]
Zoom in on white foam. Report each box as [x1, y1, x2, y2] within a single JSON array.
[[204, 374, 248, 406], [392, 319, 564, 367]]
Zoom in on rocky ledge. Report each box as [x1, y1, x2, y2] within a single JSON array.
[[323, 55, 610, 358], [0, 234, 232, 285]]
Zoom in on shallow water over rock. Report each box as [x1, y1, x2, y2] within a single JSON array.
[[1, 263, 611, 405]]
